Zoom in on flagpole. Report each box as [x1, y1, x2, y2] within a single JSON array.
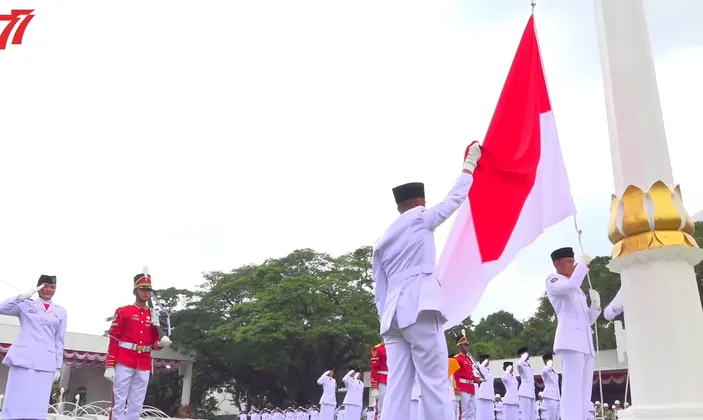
[[594, 0, 703, 418]]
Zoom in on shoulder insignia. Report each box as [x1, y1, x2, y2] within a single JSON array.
[[373, 343, 383, 348], [550, 277, 558, 283]]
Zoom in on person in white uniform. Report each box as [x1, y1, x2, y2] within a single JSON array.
[[372, 142, 482, 420], [317, 369, 337, 420], [474, 355, 495, 420], [500, 362, 519, 420], [515, 347, 536, 420], [0, 275, 66, 420], [545, 247, 600, 420], [342, 370, 364, 420], [539, 353, 560, 420]]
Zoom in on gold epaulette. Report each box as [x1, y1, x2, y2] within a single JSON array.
[[374, 343, 383, 348]]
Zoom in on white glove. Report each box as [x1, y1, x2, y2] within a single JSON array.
[[158, 336, 172, 348], [589, 289, 601, 309], [463, 141, 482, 172], [546, 360, 553, 368], [371, 389, 379, 400], [53, 370, 61, 382], [481, 359, 488, 367], [455, 394, 461, 402], [104, 367, 115, 382], [520, 352, 528, 362], [21, 284, 45, 299], [580, 253, 592, 266], [505, 365, 513, 373]]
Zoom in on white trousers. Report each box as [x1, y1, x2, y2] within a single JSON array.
[[460, 392, 476, 420], [345, 404, 362, 420], [382, 311, 454, 420], [453, 399, 459, 419], [378, 382, 387, 416], [475, 398, 494, 420], [541, 398, 559, 420], [110, 363, 150, 420], [502, 404, 519, 420], [518, 396, 535, 420], [320, 403, 336, 420], [557, 350, 594, 420]]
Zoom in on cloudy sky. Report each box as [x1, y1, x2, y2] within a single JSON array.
[[0, 0, 701, 335]]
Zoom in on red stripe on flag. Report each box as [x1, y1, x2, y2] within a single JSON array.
[[469, 16, 550, 262]]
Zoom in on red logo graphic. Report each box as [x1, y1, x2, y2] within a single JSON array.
[[0, 9, 35, 50]]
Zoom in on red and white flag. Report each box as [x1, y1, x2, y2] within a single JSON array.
[[438, 16, 576, 329]]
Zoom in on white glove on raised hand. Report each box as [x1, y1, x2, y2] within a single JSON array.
[[463, 141, 482, 173], [158, 336, 172, 348], [505, 365, 513, 373], [371, 389, 380, 400], [580, 253, 592, 266], [520, 352, 528, 362], [53, 370, 61, 382], [104, 367, 115, 382], [21, 284, 45, 299], [589, 289, 601, 309]]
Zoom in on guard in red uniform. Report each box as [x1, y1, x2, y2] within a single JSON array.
[[104, 273, 171, 420], [453, 337, 482, 420], [370, 342, 388, 418]]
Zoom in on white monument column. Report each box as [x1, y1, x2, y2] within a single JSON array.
[[595, 0, 703, 418]]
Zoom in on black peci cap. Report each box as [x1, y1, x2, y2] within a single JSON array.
[[550, 247, 574, 262], [392, 182, 425, 204], [37, 275, 56, 286]]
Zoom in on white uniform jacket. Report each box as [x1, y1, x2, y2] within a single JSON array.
[[373, 173, 473, 334], [516, 360, 535, 399], [0, 295, 67, 372], [476, 365, 494, 400], [546, 263, 601, 356], [317, 371, 337, 405], [540, 365, 560, 401], [501, 372, 519, 406]]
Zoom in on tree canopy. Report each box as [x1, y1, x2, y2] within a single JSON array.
[[130, 222, 703, 416]]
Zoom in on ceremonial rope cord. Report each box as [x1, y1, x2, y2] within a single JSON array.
[[573, 215, 606, 419]]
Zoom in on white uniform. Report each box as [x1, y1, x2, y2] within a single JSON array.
[[516, 359, 536, 420], [546, 262, 600, 420], [540, 365, 560, 420], [604, 287, 624, 321], [475, 365, 494, 420], [373, 173, 473, 420], [342, 372, 364, 420], [500, 371, 519, 420], [317, 371, 337, 420], [410, 375, 422, 420]]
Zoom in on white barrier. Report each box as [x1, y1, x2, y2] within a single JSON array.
[[44, 402, 172, 419]]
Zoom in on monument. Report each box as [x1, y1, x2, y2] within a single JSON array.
[[595, 0, 703, 418]]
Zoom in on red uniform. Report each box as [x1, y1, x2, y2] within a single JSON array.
[[453, 353, 478, 394], [370, 342, 388, 388], [106, 304, 162, 371]]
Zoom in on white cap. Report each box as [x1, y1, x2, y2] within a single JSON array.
[[615, 400, 620, 405]]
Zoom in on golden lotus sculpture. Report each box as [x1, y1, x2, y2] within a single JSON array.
[[607, 181, 698, 258]]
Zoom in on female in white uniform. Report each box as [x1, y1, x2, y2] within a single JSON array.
[[500, 362, 520, 420], [0, 275, 67, 420]]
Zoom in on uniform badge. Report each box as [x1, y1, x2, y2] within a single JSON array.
[[132, 315, 140, 321], [550, 278, 558, 283]]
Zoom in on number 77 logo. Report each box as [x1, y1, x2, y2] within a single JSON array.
[[0, 9, 35, 50]]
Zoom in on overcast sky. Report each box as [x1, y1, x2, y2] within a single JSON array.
[[0, 0, 701, 335]]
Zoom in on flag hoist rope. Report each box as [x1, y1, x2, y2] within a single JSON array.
[[573, 215, 605, 418]]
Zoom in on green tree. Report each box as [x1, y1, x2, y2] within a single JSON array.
[[693, 221, 703, 307], [151, 247, 380, 411], [475, 310, 524, 342]]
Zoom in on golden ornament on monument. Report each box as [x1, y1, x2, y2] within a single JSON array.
[[607, 181, 698, 258]]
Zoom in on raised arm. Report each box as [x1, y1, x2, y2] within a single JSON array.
[[343, 369, 354, 384], [420, 172, 474, 231], [545, 263, 589, 296], [0, 295, 25, 317], [317, 370, 331, 385], [604, 287, 624, 321], [372, 248, 387, 318], [420, 142, 481, 230]]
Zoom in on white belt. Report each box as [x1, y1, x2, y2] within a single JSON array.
[[459, 378, 472, 384], [119, 341, 152, 352], [378, 371, 388, 375]]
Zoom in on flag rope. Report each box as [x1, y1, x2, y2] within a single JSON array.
[[573, 214, 606, 419]]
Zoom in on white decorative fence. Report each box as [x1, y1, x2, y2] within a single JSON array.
[[45, 401, 171, 419]]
